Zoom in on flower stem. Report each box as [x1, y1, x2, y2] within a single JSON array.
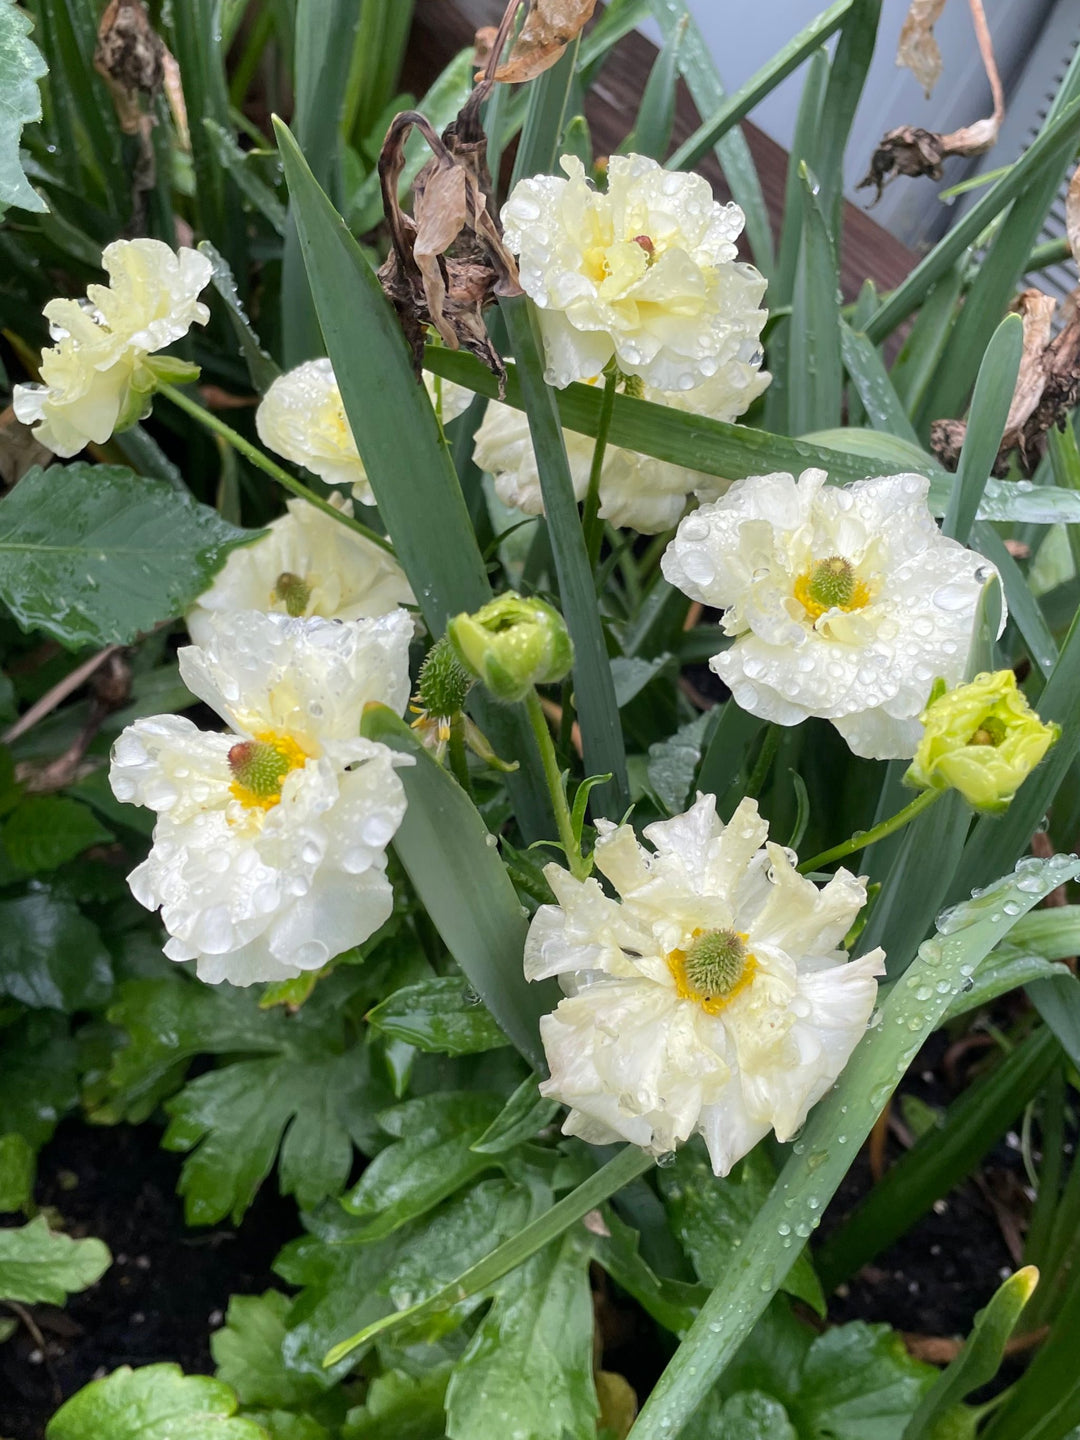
[[798, 787, 943, 874], [525, 687, 588, 880], [158, 382, 395, 555], [448, 714, 472, 798], [745, 723, 782, 800], [581, 368, 618, 570]]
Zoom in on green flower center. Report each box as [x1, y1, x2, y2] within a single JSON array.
[[970, 715, 1007, 747], [273, 571, 313, 618], [806, 556, 858, 610], [228, 737, 302, 805], [684, 928, 748, 1000]]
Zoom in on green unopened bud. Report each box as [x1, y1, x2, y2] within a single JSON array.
[[448, 592, 574, 703], [418, 635, 473, 719], [905, 670, 1060, 814]]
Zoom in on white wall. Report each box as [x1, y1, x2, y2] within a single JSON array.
[[642, 0, 1055, 245]]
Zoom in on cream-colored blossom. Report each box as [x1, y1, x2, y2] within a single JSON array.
[[109, 610, 413, 987], [661, 469, 1002, 760], [526, 793, 883, 1175], [12, 239, 211, 457], [474, 367, 768, 534], [502, 153, 768, 392], [186, 495, 413, 648], [255, 359, 471, 505]]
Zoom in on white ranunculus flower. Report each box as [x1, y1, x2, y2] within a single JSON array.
[[661, 469, 1001, 760], [12, 239, 212, 458], [109, 610, 413, 987], [255, 359, 471, 506], [474, 367, 770, 534], [186, 495, 413, 648], [526, 793, 883, 1176], [502, 154, 768, 393]]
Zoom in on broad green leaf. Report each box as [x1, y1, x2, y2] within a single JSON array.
[[46, 1364, 265, 1440], [591, 1205, 707, 1337], [631, 853, 1080, 1439], [366, 977, 510, 1057], [0, 465, 254, 648], [444, 1231, 599, 1440], [901, 1268, 1038, 1440], [277, 1177, 540, 1375], [793, 1322, 939, 1440], [342, 1366, 450, 1440], [211, 1291, 329, 1410], [685, 1391, 797, 1440], [244, 1415, 327, 1440], [471, 1074, 560, 1155], [360, 705, 555, 1071], [0, 1215, 110, 1304], [0, 1011, 79, 1148], [0, 890, 112, 1010], [340, 1091, 502, 1239], [2, 794, 112, 875], [658, 1144, 825, 1317], [0, 1131, 35, 1212], [647, 711, 714, 815], [0, 0, 48, 216]]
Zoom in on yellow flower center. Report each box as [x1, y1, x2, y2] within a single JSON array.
[[272, 571, 313, 618], [228, 731, 308, 810], [793, 555, 871, 622], [969, 715, 1007, 747], [667, 927, 757, 1015]]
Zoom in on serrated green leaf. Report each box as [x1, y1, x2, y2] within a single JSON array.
[[658, 1144, 825, 1317], [793, 1322, 939, 1440], [0, 0, 48, 217], [470, 1074, 560, 1155], [444, 1231, 599, 1440], [2, 794, 112, 875], [684, 1391, 796, 1440], [0, 1011, 79, 1148], [342, 1366, 450, 1440], [0, 465, 255, 648], [0, 890, 112, 1011], [0, 1132, 35, 1212], [211, 1292, 329, 1410], [0, 1215, 110, 1304], [242, 1415, 328, 1440], [591, 1205, 707, 1337], [367, 977, 510, 1057], [340, 1092, 502, 1239], [46, 1364, 266, 1440]]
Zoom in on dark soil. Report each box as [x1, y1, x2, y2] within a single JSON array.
[[1, 1122, 299, 1440]]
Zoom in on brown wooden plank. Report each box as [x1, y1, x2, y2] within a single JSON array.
[[405, 0, 918, 299]]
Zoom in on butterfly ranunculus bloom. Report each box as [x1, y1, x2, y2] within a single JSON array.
[[109, 610, 413, 986], [661, 469, 1002, 760], [256, 358, 470, 505], [186, 495, 413, 648], [525, 793, 883, 1175], [12, 239, 212, 457], [501, 154, 768, 393], [474, 367, 770, 534]]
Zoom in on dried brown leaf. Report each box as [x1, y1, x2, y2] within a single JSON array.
[[492, 0, 598, 84], [1067, 161, 1080, 271], [1002, 289, 1057, 441], [94, 0, 164, 131], [897, 0, 948, 96]]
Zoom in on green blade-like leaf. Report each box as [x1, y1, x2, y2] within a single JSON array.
[[839, 319, 919, 445], [470, 1075, 560, 1155], [0, 0, 48, 216], [273, 115, 552, 842], [366, 977, 511, 1057], [46, 1364, 265, 1440], [943, 314, 1024, 543], [901, 1267, 1038, 1440], [198, 240, 281, 394], [788, 164, 842, 435], [360, 704, 555, 1072], [629, 852, 1080, 1440], [502, 297, 629, 816], [667, 0, 856, 170], [0, 1214, 110, 1305], [0, 464, 255, 648]]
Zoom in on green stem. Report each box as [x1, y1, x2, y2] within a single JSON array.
[[323, 1144, 653, 1366], [158, 382, 395, 555], [744, 723, 782, 800], [582, 369, 618, 570], [448, 714, 472, 798], [525, 688, 587, 880], [798, 787, 942, 874]]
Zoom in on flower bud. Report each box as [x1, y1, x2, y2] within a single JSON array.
[[905, 670, 1059, 814], [448, 592, 573, 703]]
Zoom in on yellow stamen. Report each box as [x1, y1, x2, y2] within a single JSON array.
[[793, 555, 872, 622]]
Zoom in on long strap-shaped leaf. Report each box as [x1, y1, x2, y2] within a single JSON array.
[[273, 118, 553, 843], [942, 314, 1023, 544], [628, 852, 1080, 1439], [360, 705, 555, 1073], [502, 298, 629, 816]]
